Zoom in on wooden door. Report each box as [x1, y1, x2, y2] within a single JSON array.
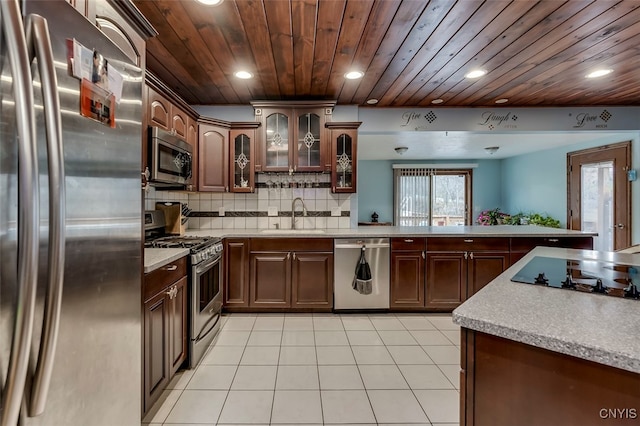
[[225, 239, 250, 307], [148, 88, 171, 131], [568, 142, 631, 250], [168, 277, 188, 375], [171, 107, 188, 139], [143, 291, 169, 413], [199, 124, 229, 192], [250, 252, 291, 308], [293, 108, 325, 172], [467, 252, 508, 298], [390, 251, 425, 308], [229, 129, 256, 192], [291, 252, 333, 309], [425, 252, 466, 309], [330, 127, 358, 193], [261, 108, 292, 172]]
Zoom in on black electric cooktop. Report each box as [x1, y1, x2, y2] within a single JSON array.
[[511, 256, 639, 300]]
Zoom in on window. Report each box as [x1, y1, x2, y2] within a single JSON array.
[[394, 167, 472, 226]]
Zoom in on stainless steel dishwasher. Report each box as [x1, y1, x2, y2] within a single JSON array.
[[334, 238, 390, 310]]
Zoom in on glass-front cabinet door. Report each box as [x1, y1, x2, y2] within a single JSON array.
[[295, 110, 323, 172], [230, 129, 255, 192], [327, 123, 360, 193], [263, 111, 291, 172]]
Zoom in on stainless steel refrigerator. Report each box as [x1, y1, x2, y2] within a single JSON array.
[[1, 1, 142, 425]]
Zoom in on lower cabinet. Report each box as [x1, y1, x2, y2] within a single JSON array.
[[509, 236, 594, 265], [390, 238, 426, 309], [426, 238, 510, 308], [224, 238, 250, 307], [143, 258, 188, 415], [245, 238, 334, 311]]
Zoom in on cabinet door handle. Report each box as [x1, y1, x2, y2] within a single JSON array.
[[165, 265, 178, 271], [287, 252, 291, 260], [470, 252, 474, 259], [165, 286, 174, 298], [547, 238, 559, 243], [332, 186, 336, 192], [422, 251, 425, 259], [404, 239, 414, 243], [293, 252, 296, 260], [464, 239, 474, 243], [464, 252, 468, 259]]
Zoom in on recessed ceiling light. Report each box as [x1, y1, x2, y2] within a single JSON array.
[[197, 0, 223, 5], [431, 99, 444, 104], [495, 98, 508, 104], [465, 69, 487, 79], [344, 71, 364, 80], [366, 98, 378, 105], [234, 70, 253, 79], [586, 69, 613, 78]]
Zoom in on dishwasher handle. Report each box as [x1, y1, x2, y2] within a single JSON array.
[[335, 243, 390, 249]]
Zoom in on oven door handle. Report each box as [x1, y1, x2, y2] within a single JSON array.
[[193, 312, 220, 343], [194, 254, 221, 275]]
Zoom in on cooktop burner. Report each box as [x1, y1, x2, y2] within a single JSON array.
[[511, 256, 639, 300]]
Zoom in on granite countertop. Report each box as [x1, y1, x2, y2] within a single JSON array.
[[184, 225, 596, 239], [144, 248, 190, 273], [453, 246, 640, 374]]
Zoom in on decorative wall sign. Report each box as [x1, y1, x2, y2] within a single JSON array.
[[360, 107, 640, 133]]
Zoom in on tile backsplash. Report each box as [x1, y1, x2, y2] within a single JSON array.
[[145, 173, 356, 230]]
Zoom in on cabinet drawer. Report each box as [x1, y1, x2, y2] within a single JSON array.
[[250, 238, 333, 252], [427, 237, 509, 252], [391, 237, 426, 251], [144, 257, 187, 301], [510, 237, 593, 251]]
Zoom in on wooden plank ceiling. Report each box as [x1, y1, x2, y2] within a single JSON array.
[[132, 0, 640, 107]]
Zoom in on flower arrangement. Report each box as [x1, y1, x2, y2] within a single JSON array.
[[476, 208, 510, 226], [477, 209, 561, 228]]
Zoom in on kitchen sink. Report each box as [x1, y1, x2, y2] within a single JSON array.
[[259, 229, 326, 235]]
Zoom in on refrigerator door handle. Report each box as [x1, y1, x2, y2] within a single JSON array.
[[0, 2, 40, 426], [25, 13, 66, 418]]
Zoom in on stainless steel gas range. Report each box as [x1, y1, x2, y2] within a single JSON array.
[[145, 211, 223, 368]]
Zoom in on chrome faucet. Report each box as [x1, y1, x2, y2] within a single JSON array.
[[291, 197, 308, 229]]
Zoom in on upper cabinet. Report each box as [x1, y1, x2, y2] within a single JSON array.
[[230, 123, 261, 193], [326, 122, 361, 193], [198, 119, 230, 193], [252, 101, 335, 173]]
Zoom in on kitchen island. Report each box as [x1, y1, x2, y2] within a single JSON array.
[[453, 246, 640, 426]]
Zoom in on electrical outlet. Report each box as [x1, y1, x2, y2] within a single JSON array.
[[331, 207, 341, 217], [218, 207, 225, 217], [268, 206, 278, 217]]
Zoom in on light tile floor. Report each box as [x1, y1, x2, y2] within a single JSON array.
[[142, 312, 460, 426]]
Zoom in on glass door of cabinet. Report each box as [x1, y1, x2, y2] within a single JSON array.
[[331, 128, 357, 193], [230, 129, 255, 192], [263, 111, 290, 171], [295, 111, 323, 171]]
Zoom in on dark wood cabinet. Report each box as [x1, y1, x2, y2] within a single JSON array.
[[198, 120, 229, 192], [143, 290, 169, 414], [143, 257, 188, 415], [426, 237, 509, 309], [229, 127, 258, 193], [148, 87, 171, 131], [461, 329, 640, 426], [326, 122, 361, 193], [187, 117, 199, 190], [252, 101, 335, 173], [390, 238, 426, 309], [244, 238, 334, 311], [224, 238, 250, 307], [168, 276, 188, 375], [249, 251, 292, 308], [292, 252, 333, 309]]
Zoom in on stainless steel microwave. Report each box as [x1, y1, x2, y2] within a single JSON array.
[[149, 126, 192, 187]]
